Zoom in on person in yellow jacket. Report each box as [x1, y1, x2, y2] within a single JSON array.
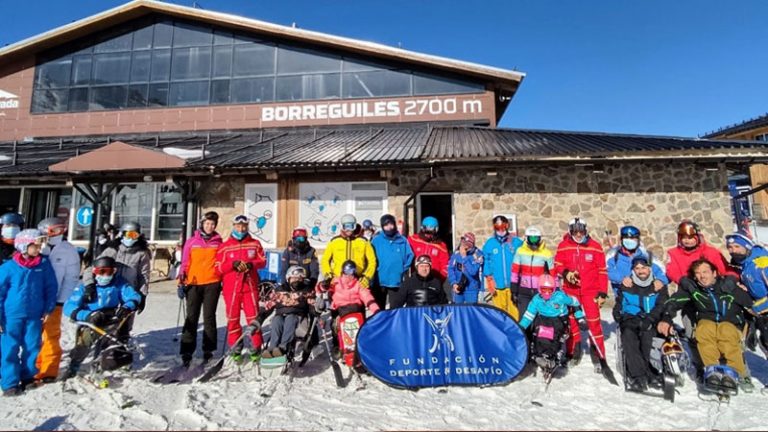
[[320, 214, 377, 288]]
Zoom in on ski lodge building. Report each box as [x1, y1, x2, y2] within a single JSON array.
[[0, 0, 766, 272]]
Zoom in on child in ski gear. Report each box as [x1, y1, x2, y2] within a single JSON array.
[[665, 221, 734, 284], [482, 215, 523, 319], [320, 214, 377, 288], [35, 217, 81, 382], [370, 214, 414, 309], [316, 260, 380, 317], [63, 256, 142, 378], [613, 256, 669, 392], [280, 227, 320, 288], [554, 217, 608, 366], [178, 211, 223, 367], [0, 229, 57, 395], [262, 266, 314, 359], [408, 216, 450, 283], [511, 226, 554, 315], [397, 255, 448, 307], [653, 259, 753, 391], [216, 215, 266, 361], [606, 225, 668, 297], [519, 274, 585, 369], [448, 232, 484, 304]]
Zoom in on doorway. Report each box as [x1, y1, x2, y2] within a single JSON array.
[[416, 193, 454, 251]]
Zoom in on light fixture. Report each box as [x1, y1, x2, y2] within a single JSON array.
[[486, 170, 498, 177], [143, 175, 153, 182]]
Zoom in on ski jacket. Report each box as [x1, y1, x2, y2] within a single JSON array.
[[408, 234, 450, 282], [83, 240, 151, 295], [321, 276, 380, 314], [180, 230, 223, 286], [400, 272, 447, 307], [736, 245, 768, 313], [554, 234, 608, 295], [0, 242, 14, 263], [44, 240, 82, 304], [482, 234, 523, 289], [653, 276, 753, 328], [0, 254, 57, 325], [63, 276, 142, 322], [320, 235, 377, 282], [665, 237, 732, 284], [279, 242, 320, 286], [215, 234, 266, 292], [612, 279, 669, 322], [273, 280, 314, 316], [447, 248, 484, 292], [606, 246, 668, 293], [370, 233, 414, 288], [511, 241, 554, 292], [519, 290, 584, 329]]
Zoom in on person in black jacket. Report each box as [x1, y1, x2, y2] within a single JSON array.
[[652, 258, 754, 391], [262, 265, 314, 359], [393, 255, 448, 308], [279, 227, 319, 288]]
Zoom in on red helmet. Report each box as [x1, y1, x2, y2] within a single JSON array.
[[292, 227, 308, 239], [677, 220, 700, 248], [538, 274, 556, 300]]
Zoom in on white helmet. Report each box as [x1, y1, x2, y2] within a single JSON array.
[[524, 226, 542, 237]]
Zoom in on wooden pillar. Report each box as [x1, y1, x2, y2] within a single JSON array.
[[277, 177, 299, 247]]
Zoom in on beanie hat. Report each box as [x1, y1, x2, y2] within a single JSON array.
[[726, 232, 754, 251]]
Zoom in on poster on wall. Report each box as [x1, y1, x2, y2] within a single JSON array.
[[298, 182, 387, 247], [245, 184, 278, 248]]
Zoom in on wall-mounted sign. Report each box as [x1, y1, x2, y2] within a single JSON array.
[[245, 183, 278, 248], [0, 89, 19, 110]]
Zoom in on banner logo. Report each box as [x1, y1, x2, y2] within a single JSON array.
[[0, 89, 19, 110], [425, 312, 454, 353]]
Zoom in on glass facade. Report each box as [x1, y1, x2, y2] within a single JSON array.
[[32, 16, 484, 113]]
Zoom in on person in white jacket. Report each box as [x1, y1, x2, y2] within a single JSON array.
[[35, 217, 81, 382]]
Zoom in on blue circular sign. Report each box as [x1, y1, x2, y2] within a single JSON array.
[[76, 206, 94, 227]]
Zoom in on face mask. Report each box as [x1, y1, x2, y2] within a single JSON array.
[[121, 238, 137, 248], [48, 235, 63, 246], [95, 275, 113, 286], [232, 230, 246, 240], [622, 238, 639, 251], [383, 227, 397, 237], [572, 234, 587, 244], [495, 230, 507, 238], [730, 253, 748, 266], [2, 226, 20, 240]]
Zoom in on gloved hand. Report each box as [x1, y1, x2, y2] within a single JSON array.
[[318, 276, 332, 292], [594, 292, 608, 307], [359, 276, 370, 289], [577, 317, 589, 332], [115, 306, 132, 321], [177, 284, 187, 300], [564, 271, 580, 285], [243, 320, 261, 337], [233, 260, 245, 272], [485, 276, 497, 296], [83, 283, 97, 303], [640, 316, 655, 332], [87, 310, 107, 326]]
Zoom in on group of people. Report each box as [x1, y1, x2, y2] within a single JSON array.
[[0, 204, 766, 398]]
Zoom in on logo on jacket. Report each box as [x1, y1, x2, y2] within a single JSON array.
[[247, 249, 256, 259], [424, 312, 454, 353], [585, 253, 593, 262]]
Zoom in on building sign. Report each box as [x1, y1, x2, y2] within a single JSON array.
[[245, 183, 278, 248], [0, 89, 19, 110]]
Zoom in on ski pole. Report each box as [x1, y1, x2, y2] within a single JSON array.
[[173, 297, 183, 342]]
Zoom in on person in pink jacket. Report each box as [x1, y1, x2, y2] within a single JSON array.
[[318, 260, 380, 318]]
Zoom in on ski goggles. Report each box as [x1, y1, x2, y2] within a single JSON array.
[[92, 266, 116, 276], [342, 222, 356, 231], [43, 224, 67, 237], [493, 222, 509, 231], [293, 236, 306, 242], [526, 235, 541, 245], [123, 230, 140, 240], [232, 215, 249, 224]]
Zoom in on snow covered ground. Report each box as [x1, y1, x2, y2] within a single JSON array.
[[3, 292, 768, 431]]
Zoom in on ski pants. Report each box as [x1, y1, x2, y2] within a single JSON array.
[[516, 288, 536, 320], [180, 283, 221, 358], [267, 313, 301, 351], [222, 281, 262, 351], [492, 288, 519, 321], [386, 286, 406, 309], [453, 290, 479, 304], [696, 319, 746, 377], [566, 290, 605, 357], [620, 317, 654, 379], [1, 317, 42, 390], [35, 305, 63, 380], [370, 280, 387, 311], [532, 315, 569, 360]]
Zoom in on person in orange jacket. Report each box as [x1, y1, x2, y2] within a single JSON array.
[[215, 215, 266, 363]]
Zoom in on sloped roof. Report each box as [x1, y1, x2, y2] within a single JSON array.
[[48, 141, 185, 172], [0, 125, 765, 179], [702, 113, 768, 139], [0, 0, 524, 90]]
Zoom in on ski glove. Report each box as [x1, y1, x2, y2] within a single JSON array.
[[87, 310, 107, 326], [594, 292, 608, 307], [577, 317, 589, 332], [177, 284, 187, 300], [640, 316, 655, 332], [115, 306, 132, 321], [485, 276, 496, 296], [83, 283, 97, 303], [564, 270, 580, 285]]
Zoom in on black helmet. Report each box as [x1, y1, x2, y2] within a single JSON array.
[[92, 256, 117, 269]]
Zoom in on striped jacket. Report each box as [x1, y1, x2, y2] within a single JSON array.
[[511, 241, 554, 291]]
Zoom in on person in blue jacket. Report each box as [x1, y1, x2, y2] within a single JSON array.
[[606, 225, 668, 296], [370, 214, 414, 309], [63, 256, 141, 379], [726, 232, 768, 355], [448, 232, 484, 304], [0, 229, 57, 396], [482, 215, 523, 307]]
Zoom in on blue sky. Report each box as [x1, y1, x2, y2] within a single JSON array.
[[2, 0, 767, 137]]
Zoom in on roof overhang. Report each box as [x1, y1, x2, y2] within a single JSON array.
[[48, 141, 186, 173]]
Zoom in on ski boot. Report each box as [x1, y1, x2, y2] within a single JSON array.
[[589, 345, 602, 374], [626, 376, 648, 393], [567, 344, 583, 367], [249, 349, 263, 363], [648, 374, 664, 390], [740, 376, 755, 394], [3, 387, 22, 397], [231, 351, 244, 364], [203, 352, 214, 365], [182, 355, 192, 369], [720, 374, 738, 393]]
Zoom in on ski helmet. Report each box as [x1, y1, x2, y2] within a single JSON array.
[[677, 220, 700, 248], [492, 215, 509, 232], [568, 218, 587, 234], [14, 229, 43, 254], [120, 221, 141, 235], [0, 212, 25, 229], [415, 254, 432, 267], [620, 225, 640, 238], [341, 260, 357, 276], [340, 214, 356, 232], [538, 274, 556, 300], [292, 227, 308, 239], [362, 219, 374, 230], [92, 256, 117, 286], [232, 214, 249, 225], [92, 256, 117, 272], [421, 216, 439, 231], [38, 217, 67, 237], [525, 226, 543, 247], [285, 265, 307, 283]]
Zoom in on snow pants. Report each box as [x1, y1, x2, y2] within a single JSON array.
[[492, 288, 519, 321], [222, 281, 262, 351], [696, 319, 746, 377], [35, 305, 63, 380], [620, 316, 654, 379], [1, 317, 42, 390], [565, 290, 605, 357], [180, 283, 221, 359]]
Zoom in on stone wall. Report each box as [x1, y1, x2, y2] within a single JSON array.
[[388, 162, 733, 261]]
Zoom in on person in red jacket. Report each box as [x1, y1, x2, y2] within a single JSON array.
[[554, 217, 609, 372], [666, 220, 733, 284], [215, 215, 267, 363], [407, 216, 449, 282]]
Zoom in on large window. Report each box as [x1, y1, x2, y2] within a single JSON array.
[[32, 16, 483, 113]]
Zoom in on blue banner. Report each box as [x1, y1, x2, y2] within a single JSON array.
[[357, 304, 528, 388]]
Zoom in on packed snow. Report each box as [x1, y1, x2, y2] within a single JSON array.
[[2, 292, 767, 431]]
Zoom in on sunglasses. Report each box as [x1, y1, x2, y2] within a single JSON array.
[[124, 231, 140, 240], [92, 267, 115, 276]]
